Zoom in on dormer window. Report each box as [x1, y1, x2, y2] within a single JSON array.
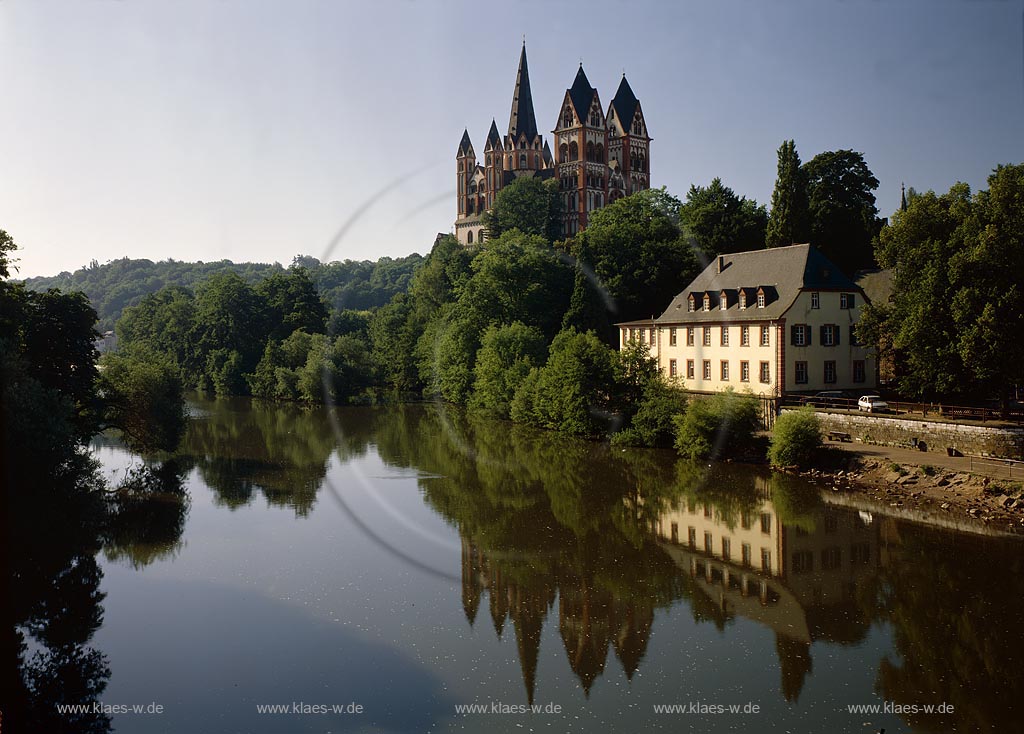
[[756, 289, 766, 308], [687, 294, 695, 312], [719, 290, 728, 310], [702, 294, 710, 312], [739, 291, 747, 309]]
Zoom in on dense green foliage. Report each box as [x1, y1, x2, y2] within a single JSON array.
[[803, 149, 882, 275], [567, 188, 700, 336], [860, 164, 1024, 406], [768, 408, 822, 468], [22, 253, 423, 332], [766, 140, 811, 248], [482, 176, 564, 242], [98, 352, 187, 454], [469, 322, 547, 419], [679, 177, 768, 257], [673, 390, 761, 461]]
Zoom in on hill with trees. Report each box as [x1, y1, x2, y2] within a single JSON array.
[[21, 252, 424, 332]]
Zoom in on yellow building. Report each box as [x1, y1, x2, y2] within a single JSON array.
[[618, 244, 877, 396]]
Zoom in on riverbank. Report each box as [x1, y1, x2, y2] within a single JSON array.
[[798, 443, 1024, 535]]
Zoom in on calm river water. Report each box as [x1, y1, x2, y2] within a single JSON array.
[[49, 398, 1024, 731]]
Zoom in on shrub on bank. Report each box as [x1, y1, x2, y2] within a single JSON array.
[[673, 389, 761, 461], [768, 408, 822, 468]]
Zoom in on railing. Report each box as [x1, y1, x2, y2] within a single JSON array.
[[968, 457, 1024, 480], [779, 394, 1024, 425]]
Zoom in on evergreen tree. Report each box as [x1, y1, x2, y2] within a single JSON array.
[[766, 140, 811, 247]]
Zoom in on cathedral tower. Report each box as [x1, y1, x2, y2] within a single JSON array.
[[606, 75, 651, 201], [553, 65, 608, 236]]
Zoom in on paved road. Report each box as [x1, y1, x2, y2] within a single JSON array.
[[826, 439, 1023, 481]]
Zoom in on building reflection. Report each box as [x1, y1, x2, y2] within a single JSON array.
[[653, 474, 878, 700]]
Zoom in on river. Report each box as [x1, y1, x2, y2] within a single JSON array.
[[23, 396, 1024, 732]]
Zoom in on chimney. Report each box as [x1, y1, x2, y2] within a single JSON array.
[[717, 255, 725, 274]]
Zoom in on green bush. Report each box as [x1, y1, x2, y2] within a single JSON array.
[[673, 389, 761, 461], [612, 378, 687, 448], [768, 409, 822, 468]]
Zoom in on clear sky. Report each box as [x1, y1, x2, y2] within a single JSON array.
[[2, 0, 1022, 278]]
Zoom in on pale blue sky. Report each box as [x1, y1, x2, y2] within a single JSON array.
[[2, 0, 1022, 277]]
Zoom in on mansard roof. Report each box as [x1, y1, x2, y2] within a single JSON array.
[[508, 44, 540, 141], [568, 65, 596, 120], [655, 244, 864, 323], [609, 75, 640, 129], [457, 129, 474, 157]]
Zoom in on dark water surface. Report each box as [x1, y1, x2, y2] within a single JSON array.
[[25, 398, 1024, 732]]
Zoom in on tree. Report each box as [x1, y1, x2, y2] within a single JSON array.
[[673, 390, 761, 461], [679, 178, 768, 257], [482, 177, 563, 242], [116, 286, 197, 371], [190, 272, 270, 391], [98, 352, 187, 454], [803, 150, 881, 275], [766, 140, 811, 248], [869, 164, 1024, 405], [469, 322, 547, 419], [572, 189, 699, 338], [254, 268, 328, 341]]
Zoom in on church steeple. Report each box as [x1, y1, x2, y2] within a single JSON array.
[[507, 42, 539, 143], [901, 182, 907, 212]]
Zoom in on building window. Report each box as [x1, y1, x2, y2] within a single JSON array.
[[757, 292, 766, 308], [686, 327, 695, 346], [703, 294, 710, 311], [669, 359, 678, 378], [720, 293, 728, 310], [688, 527, 696, 548], [702, 360, 711, 380], [822, 324, 837, 346], [840, 293, 855, 309], [721, 360, 729, 380], [822, 546, 842, 570], [795, 361, 808, 384], [760, 325, 770, 346], [722, 537, 732, 560], [741, 326, 750, 347], [824, 360, 837, 384], [761, 512, 772, 534], [669, 327, 677, 346], [853, 360, 866, 383], [621, 328, 627, 344], [811, 292, 820, 309], [759, 361, 770, 384], [687, 359, 695, 379], [687, 295, 695, 312], [639, 329, 645, 345], [467, 230, 473, 244], [851, 542, 871, 565], [704, 532, 713, 553], [761, 548, 772, 573], [649, 327, 656, 345], [739, 292, 747, 309], [740, 361, 750, 382], [793, 550, 814, 573], [741, 543, 752, 566], [703, 327, 712, 346], [793, 324, 808, 346], [721, 327, 729, 346]]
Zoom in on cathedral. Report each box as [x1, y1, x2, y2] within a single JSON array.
[[455, 44, 652, 245]]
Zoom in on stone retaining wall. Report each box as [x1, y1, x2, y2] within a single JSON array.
[[781, 409, 1024, 459]]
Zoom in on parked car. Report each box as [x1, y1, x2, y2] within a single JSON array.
[[858, 395, 889, 413], [801, 391, 855, 409]]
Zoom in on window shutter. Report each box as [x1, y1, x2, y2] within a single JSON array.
[[834, 324, 841, 346], [790, 324, 797, 346], [806, 325, 812, 346], [820, 325, 826, 345], [849, 294, 856, 308]]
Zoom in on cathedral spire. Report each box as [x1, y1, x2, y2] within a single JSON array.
[[507, 43, 539, 142], [901, 182, 907, 212]]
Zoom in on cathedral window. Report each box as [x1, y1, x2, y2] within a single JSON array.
[[519, 153, 527, 168], [467, 230, 473, 244], [559, 143, 568, 162], [569, 141, 579, 161]]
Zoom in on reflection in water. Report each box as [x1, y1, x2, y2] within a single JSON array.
[[10, 398, 1024, 732], [366, 404, 1024, 732]]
